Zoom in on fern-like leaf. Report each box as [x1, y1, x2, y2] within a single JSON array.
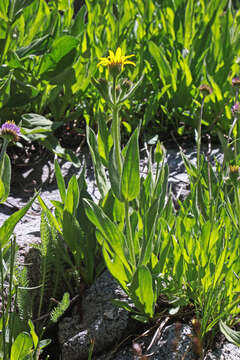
[[50, 293, 70, 323]]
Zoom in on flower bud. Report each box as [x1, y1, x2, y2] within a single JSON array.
[[154, 141, 166, 164], [199, 84, 213, 97], [232, 76, 240, 87], [192, 318, 201, 336], [121, 79, 132, 91]]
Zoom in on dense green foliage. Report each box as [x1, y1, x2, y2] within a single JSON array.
[[2, 0, 240, 358], [1, 0, 240, 140]]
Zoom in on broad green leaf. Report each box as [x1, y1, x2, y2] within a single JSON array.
[[130, 265, 154, 318], [39, 35, 78, 76], [64, 175, 79, 215], [0, 192, 38, 248], [10, 332, 32, 360], [121, 128, 140, 201], [102, 245, 129, 291], [21, 113, 57, 130], [84, 199, 131, 273], [54, 160, 66, 203]]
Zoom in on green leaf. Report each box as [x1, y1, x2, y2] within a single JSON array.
[[54, 159, 66, 203], [39, 35, 78, 76], [184, 0, 194, 50], [62, 210, 81, 254], [0, 177, 5, 201], [102, 245, 129, 291], [121, 128, 140, 201], [130, 265, 154, 318], [84, 199, 131, 273], [64, 175, 79, 215], [108, 147, 123, 201], [10, 332, 33, 360], [0, 192, 38, 248], [140, 199, 160, 266], [16, 35, 50, 58], [111, 299, 133, 312], [0, 153, 11, 203], [28, 320, 38, 350], [0, 0, 9, 22], [148, 41, 175, 89], [219, 320, 240, 347], [71, 5, 87, 36], [11, 0, 36, 22], [98, 116, 113, 167], [21, 113, 58, 131], [86, 126, 109, 197], [37, 195, 62, 235]]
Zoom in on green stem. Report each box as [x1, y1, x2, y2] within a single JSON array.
[[112, 105, 122, 175], [0, 248, 6, 359], [197, 96, 205, 171], [0, 139, 9, 162], [125, 201, 136, 269], [112, 75, 122, 175], [8, 236, 17, 356], [234, 185, 240, 225]]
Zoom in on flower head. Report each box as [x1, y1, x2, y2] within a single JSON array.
[[97, 47, 135, 77], [228, 164, 240, 184], [229, 165, 239, 173], [232, 76, 240, 87], [199, 84, 212, 97], [232, 102, 240, 115], [1, 121, 20, 142]]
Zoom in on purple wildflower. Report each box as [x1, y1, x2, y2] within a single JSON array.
[[231, 102, 240, 115], [1, 121, 20, 142], [232, 76, 240, 87]]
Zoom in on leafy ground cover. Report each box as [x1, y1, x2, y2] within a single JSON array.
[[1, 0, 240, 359]]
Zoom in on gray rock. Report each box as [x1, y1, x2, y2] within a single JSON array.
[[205, 343, 240, 359], [96, 323, 196, 360], [59, 270, 133, 360], [96, 324, 240, 360]]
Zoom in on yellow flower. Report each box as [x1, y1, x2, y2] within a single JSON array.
[[97, 47, 135, 74]]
